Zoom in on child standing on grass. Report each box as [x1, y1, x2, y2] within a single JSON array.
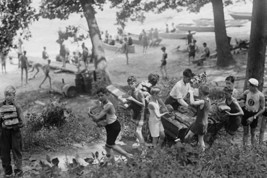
[[126, 76, 146, 150], [88, 88, 133, 164], [240, 78, 265, 148], [19, 50, 29, 85], [160, 46, 168, 80], [147, 87, 168, 148], [0, 85, 24, 177], [39, 59, 52, 89], [184, 85, 210, 151]]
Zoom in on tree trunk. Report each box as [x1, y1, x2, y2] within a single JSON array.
[[80, 0, 112, 84], [244, 0, 267, 91], [211, 0, 235, 67]]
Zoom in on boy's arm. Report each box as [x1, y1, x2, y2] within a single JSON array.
[[127, 91, 145, 107], [255, 94, 265, 118], [15, 104, 24, 128], [148, 103, 167, 118], [88, 103, 109, 122], [189, 90, 204, 106]]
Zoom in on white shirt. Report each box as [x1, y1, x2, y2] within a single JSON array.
[[169, 80, 192, 99]]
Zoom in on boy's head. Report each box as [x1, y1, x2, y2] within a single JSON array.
[[161, 46, 166, 52], [248, 78, 258, 92], [48, 59, 51, 64], [148, 73, 160, 86], [96, 88, 108, 103], [199, 85, 209, 97], [4, 85, 16, 104], [203, 42, 207, 47], [223, 86, 233, 99], [183, 68, 194, 84], [225, 75, 235, 89], [23, 51, 27, 55], [150, 87, 161, 97], [43, 46, 46, 50], [127, 76, 137, 89]]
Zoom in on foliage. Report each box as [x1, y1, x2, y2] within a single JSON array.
[[0, 0, 38, 52], [22, 100, 102, 151], [25, 141, 267, 177]]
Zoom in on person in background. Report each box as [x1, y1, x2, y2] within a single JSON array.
[[128, 36, 133, 46], [225, 76, 239, 99], [122, 37, 129, 65], [39, 59, 52, 89], [165, 68, 194, 110], [222, 86, 244, 135], [29, 63, 43, 79], [240, 78, 265, 148], [88, 88, 133, 165], [148, 87, 169, 148], [160, 46, 168, 80], [198, 42, 210, 66], [1, 50, 7, 74], [187, 30, 193, 45], [108, 35, 115, 46], [142, 30, 149, 54], [42, 46, 49, 60], [0, 85, 24, 177], [82, 43, 89, 68], [166, 24, 169, 33], [19, 50, 29, 85], [185, 85, 210, 151], [17, 33, 23, 68], [187, 40, 198, 65], [170, 23, 176, 33]]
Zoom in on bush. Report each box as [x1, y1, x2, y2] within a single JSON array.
[[22, 100, 103, 151]]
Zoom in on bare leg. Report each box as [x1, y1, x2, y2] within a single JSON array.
[[152, 137, 158, 147], [163, 66, 168, 79], [259, 116, 267, 144], [185, 130, 194, 141], [21, 68, 24, 85], [39, 75, 48, 88], [250, 127, 256, 147], [158, 130, 165, 147], [243, 126, 249, 148], [33, 68, 39, 78], [111, 145, 133, 159], [25, 68, 28, 84], [48, 74, 52, 89], [198, 135, 205, 151], [125, 53, 129, 65]]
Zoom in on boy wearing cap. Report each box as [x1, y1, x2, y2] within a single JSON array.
[[0, 85, 24, 177], [240, 78, 265, 147], [223, 86, 244, 135], [165, 68, 194, 110]]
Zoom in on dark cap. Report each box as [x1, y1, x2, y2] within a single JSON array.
[[183, 68, 194, 78]]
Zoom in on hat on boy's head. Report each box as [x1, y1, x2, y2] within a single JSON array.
[[248, 78, 258, 86], [183, 68, 194, 78]]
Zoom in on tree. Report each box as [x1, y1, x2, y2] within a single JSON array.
[[0, 0, 37, 52], [40, 0, 111, 84], [244, 0, 267, 91], [114, 0, 236, 67]]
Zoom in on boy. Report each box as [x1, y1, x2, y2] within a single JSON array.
[[225, 75, 239, 99], [165, 68, 194, 110], [39, 59, 52, 89], [160, 47, 168, 80], [240, 78, 265, 147], [185, 85, 211, 151], [126, 76, 146, 149], [187, 40, 198, 65], [0, 85, 24, 177], [19, 50, 29, 85]]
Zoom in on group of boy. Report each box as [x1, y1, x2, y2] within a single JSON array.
[[165, 68, 266, 149]]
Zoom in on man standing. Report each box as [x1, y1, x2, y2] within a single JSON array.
[[165, 68, 194, 110], [187, 30, 193, 45], [19, 51, 29, 85]]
